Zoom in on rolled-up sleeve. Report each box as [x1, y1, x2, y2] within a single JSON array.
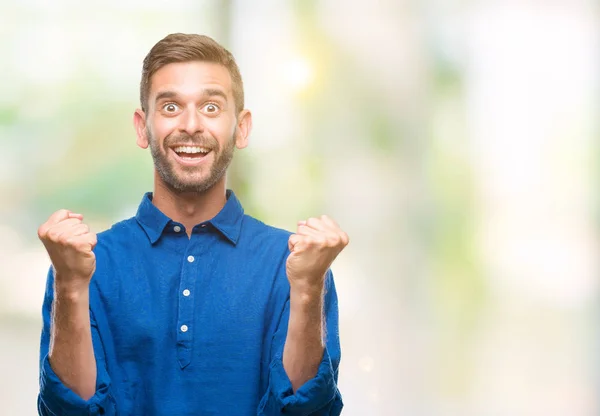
[[257, 270, 343, 416], [38, 268, 116, 416]]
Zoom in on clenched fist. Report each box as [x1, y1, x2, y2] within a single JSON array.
[[38, 209, 97, 292], [286, 215, 349, 294]]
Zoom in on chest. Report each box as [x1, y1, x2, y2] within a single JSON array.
[[94, 241, 288, 365]]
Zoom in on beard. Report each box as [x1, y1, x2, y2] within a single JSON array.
[[148, 127, 236, 194]]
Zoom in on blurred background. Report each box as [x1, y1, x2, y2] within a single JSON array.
[[0, 0, 598, 415]]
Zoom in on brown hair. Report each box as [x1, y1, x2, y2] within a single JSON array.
[[140, 33, 244, 113]]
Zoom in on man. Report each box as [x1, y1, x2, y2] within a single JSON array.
[[36, 33, 348, 415]]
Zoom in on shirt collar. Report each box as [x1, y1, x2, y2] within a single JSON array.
[[208, 189, 244, 245], [135, 190, 244, 245], [135, 192, 171, 244]]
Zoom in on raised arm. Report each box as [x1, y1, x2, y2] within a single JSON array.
[[283, 215, 348, 391], [257, 215, 348, 416], [38, 210, 114, 415], [38, 209, 98, 399]]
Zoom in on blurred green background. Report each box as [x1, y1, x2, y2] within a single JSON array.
[[1, 1, 599, 415]]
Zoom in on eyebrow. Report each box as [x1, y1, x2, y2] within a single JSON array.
[[154, 89, 228, 104]]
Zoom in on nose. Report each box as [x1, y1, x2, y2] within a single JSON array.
[[179, 107, 204, 136]]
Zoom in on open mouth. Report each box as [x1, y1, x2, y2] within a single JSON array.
[[170, 145, 212, 165]]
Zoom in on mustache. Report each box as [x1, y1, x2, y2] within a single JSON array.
[[163, 133, 219, 150]]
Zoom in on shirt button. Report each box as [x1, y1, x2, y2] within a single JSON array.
[[200, 224, 206, 228], [187, 255, 194, 263], [181, 325, 188, 332], [183, 289, 190, 297], [173, 225, 181, 232]]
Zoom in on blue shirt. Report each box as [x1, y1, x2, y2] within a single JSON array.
[[38, 190, 343, 415]]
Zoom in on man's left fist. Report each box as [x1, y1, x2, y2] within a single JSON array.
[[286, 215, 349, 293]]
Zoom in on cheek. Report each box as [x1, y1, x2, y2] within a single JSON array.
[[150, 118, 178, 142], [205, 117, 236, 140]]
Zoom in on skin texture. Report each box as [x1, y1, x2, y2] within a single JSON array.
[[39, 59, 349, 401]]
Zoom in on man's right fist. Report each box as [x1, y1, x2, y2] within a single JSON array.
[[38, 209, 97, 291]]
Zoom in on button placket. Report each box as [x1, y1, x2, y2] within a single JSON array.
[[177, 247, 198, 369]]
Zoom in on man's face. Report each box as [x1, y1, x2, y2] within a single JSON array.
[[135, 61, 250, 194]]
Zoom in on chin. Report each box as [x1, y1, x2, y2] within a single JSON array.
[[171, 178, 217, 194]]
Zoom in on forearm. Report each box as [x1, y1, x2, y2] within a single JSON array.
[[258, 270, 342, 415], [282, 286, 325, 393], [49, 280, 97, 400]]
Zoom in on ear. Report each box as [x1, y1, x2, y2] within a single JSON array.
[[234, 109, 252, 150], [133, 109, 149, 149]]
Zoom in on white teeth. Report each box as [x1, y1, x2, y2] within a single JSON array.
[[173, 146, 209, 154]]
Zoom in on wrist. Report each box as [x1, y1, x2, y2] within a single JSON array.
[[289, 285, 324, 308], [53, 277, 90, 303], [288, 270, 325, 291]]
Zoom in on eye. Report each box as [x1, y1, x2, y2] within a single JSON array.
[[202, 103, 220, 114], [163, 103, 179, 113]]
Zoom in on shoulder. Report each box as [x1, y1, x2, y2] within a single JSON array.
[[241, 214, 292, 243], [238, 214, 293, 260], [94, 216, 140, 256]]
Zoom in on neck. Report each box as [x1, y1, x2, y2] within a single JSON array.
[[151, 172, 228, 236]]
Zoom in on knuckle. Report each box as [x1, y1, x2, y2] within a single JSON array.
[[37, 225, 47, 239], [327, 235, 340, 246], [306, 217, 319, 227], [313, 235, 326, 246], [55, 209, 69, 217], [47, 229, 60, 241], [75, 241, 89, 251]]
